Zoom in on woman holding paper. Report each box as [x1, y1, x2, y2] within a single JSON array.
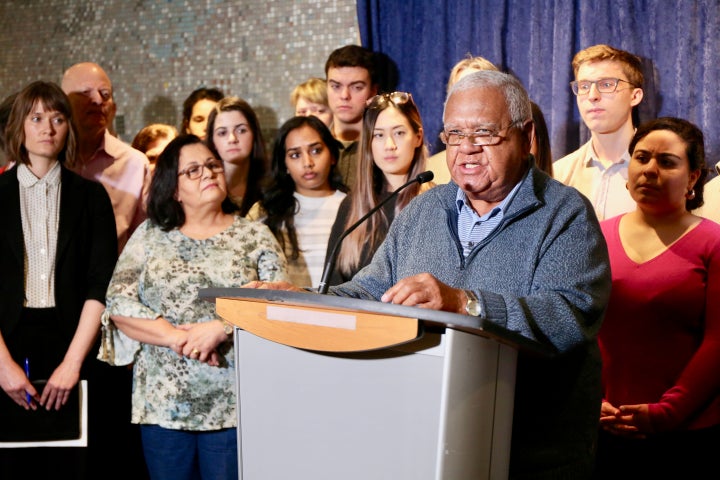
[[0, 81, 117, 476]]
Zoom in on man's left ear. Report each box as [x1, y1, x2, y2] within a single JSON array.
[[630, 88, 644, 107], [523, 120, 535, 150]]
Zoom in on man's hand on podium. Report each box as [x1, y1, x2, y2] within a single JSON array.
[[381, 272, 468, 315]]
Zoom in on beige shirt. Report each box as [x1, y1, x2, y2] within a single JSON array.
[[426, 149, 452, 184], [694, 162, 720, 223], [553, 140, 635, 221], [18, 161, 61, 307]]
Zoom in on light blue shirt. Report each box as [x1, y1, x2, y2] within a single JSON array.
[[455, 172, 526, 257]]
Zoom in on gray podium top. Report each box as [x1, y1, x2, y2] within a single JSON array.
[[199, 287, 553, 356]]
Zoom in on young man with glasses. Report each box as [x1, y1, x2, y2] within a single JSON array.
[[554, 44, 644, 220]]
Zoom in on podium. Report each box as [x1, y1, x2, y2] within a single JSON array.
[[200, 288, 550, 480]]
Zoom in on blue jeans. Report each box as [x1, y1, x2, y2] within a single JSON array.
[[140, 424, 238, 480]]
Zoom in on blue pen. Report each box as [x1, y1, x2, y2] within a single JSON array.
[[24, 357, 31, 404]]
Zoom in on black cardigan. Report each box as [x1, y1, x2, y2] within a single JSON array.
[[0, 165, 118, 345]]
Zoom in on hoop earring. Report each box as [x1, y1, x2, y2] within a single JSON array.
[[687, 189, 696, 200]]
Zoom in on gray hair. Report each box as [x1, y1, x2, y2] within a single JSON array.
[[443, 70, 532, 127]]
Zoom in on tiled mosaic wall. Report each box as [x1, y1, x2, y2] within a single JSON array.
[[0, 0, 359, 145]]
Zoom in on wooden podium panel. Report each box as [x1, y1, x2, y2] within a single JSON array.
[[216, 297, 420, 352], [200, 288, 548, 480]]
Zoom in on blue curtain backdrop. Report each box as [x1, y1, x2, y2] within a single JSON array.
[[357, 0, 720, 173]]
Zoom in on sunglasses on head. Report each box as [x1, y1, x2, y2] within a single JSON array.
[[366, 91, 414, 109]]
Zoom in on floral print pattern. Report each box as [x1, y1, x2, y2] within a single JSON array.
[[100, 215, 288, 430]]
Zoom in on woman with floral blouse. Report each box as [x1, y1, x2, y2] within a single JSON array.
[[100, 134, 288, 480]]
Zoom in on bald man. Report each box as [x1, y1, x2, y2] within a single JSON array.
[[62, 62, 150, 253], [61, 62, 151, 479]]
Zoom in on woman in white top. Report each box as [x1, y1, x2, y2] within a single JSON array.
[[247, 115, 347, 288]]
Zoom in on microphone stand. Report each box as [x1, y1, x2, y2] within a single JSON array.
[[316, 171, 434, 294]]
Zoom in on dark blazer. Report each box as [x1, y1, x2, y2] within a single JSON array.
[[0, 165, 118, 346]]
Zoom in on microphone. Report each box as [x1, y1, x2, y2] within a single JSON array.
[[317, 170, 434, 294]]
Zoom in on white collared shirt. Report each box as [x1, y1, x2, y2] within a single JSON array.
[[18, 161, 62, 307]]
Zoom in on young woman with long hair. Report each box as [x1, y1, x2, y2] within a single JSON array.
[[248, 115, 347, 288], [326, 92, 433, 285], [205, 97, 268, 216]]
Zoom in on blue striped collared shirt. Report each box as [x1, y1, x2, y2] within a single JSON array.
[[455, 174, 525, 257]]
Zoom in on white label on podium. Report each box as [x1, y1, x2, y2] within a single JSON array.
[[266, 305, 357, 330]]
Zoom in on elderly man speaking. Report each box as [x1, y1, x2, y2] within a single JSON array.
[[254, 70, 611, 479]]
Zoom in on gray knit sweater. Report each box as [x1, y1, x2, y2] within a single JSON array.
[[331, 167, 611, 479]]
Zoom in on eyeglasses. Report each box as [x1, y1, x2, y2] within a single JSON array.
[[439, 122, 516, 147], [177, 159, 224, 180], [366, 91, 414, 109], [570, 78, 637, 95]]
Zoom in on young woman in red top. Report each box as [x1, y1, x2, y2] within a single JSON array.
[[597, 117, 720, 478]]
